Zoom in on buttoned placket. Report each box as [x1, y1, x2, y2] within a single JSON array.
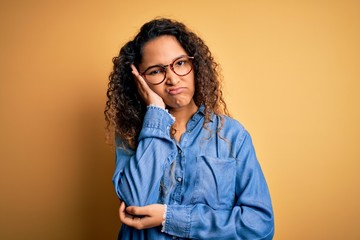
[[169, 111, 203, 206], [171, 146, 183, 205]]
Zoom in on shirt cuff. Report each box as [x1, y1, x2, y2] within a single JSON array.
[[161, 204, 167, 232], [140, 106, 175, 138], [163, 205, 191, 238]]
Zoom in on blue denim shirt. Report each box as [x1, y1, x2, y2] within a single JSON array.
[[113, 106, 274, 239]]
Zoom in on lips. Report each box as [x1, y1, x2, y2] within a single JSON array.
[[167, 87, 185, 95]]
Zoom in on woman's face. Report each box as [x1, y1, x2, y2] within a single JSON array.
[[139, 35, 196, 111]]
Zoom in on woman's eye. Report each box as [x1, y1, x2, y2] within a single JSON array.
[[148, 69, 162, 75], [175, 60, 186, 66]]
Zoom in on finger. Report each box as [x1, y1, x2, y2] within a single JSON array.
[[119, 201, 126, 221], [121, 201, 126, 209], [131, 64, 146, 86], [126, 206, 149, 216], [121, 215, 144, 230], [131, 65, 148, 87], [120, 213, 156, 230], [130, 64, 149, 93], [120, 205, 144, 229], [119, 202, 134, 219], [136, 216, 160, 229], [123, 214, 162, 230], [130, 64, 140, 76]]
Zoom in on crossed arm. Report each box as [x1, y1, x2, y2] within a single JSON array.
[[119, 201, 165, 230]]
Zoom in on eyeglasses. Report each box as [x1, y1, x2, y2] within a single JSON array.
[[140, 55, 194, 85]]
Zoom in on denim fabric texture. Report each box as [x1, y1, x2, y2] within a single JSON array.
[[113, 105, 274, 239]]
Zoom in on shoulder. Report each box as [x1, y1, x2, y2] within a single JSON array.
[[218, 114, 248, 136], [214, 114, 253, 151], [223, 115, 244, 128]]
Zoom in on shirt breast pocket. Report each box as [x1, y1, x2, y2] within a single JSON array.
[[191, 155, 236, 209]]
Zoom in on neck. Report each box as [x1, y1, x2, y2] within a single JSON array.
[[167, 101, 198, 142], [168, 101, 198, 127]]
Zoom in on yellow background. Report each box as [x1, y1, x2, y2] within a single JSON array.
[[1, 0, 359, 239]]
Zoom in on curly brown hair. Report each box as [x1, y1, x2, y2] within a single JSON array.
[[104, 18, 229, 149]]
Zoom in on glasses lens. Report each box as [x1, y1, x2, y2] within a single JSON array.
[[143, 66, 165, 84], [173, 57, 193, 76]]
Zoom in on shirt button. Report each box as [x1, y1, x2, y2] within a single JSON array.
[[178, 149, 182, 154], [176, 177, 182, 182], [172, 237, 177, 239]]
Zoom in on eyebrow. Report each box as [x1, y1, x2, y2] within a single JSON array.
[[142, 54, 188, 73]]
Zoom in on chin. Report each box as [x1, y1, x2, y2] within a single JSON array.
[[166, 99, 193, 109]]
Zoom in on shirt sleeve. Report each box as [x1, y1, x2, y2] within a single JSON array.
[[163, 131, 274, 239], [112, 106, 178, 207]]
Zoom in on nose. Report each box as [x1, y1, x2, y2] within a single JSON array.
[[165, 67, 179, 85]]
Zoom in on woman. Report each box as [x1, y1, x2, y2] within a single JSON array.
[[105, 18, 274, 239]]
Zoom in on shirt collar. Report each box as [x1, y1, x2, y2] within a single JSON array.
[[192, 105, 214, 122]]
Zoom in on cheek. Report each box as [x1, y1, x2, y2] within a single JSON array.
[[149, 85, 165, 96], [189, 75, 196, 91], [189, 72, 195, 84]]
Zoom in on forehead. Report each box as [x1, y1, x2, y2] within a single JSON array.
[[140, 35, 187, 66]]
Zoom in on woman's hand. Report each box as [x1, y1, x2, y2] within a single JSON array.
[[119, 201, 165, 230], [131, 64, 165, 109]]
